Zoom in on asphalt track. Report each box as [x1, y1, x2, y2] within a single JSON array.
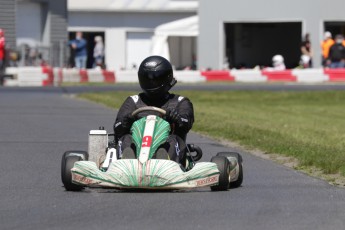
[[1, 84, 345, 230]]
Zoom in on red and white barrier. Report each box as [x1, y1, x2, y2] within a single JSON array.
[[175, 70, 206, 82], [292, 69, 328, 83], [4, 67, 345, 87], [230, 69, 266, 82], [201, 70, 235, 81], [324, 69, 345, 82], [53, 68, 116, 85], [4, 66, 54, 86]]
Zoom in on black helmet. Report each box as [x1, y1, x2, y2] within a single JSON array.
[[138, 56, 177, 96]]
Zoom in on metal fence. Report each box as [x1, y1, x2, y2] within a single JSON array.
[[5, 40, 70, 68]]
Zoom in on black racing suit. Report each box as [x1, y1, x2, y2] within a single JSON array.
[[114, 92, 194, 163]]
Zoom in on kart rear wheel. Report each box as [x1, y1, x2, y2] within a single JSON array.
[[210, 156, 230, 191], [217, 152, 243, 188], [61, 151, 87, 191]]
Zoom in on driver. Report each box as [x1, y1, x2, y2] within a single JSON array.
[[114, 55, 194, 163]]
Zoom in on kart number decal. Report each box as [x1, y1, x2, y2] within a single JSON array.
[[142, 136, 152, 147]]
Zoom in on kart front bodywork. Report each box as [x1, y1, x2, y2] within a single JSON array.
[[71, 159, 220, 189]]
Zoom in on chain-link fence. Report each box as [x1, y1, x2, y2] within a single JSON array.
[[5, 40, 70, 68]]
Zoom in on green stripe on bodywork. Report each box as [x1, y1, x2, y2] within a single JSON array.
[[131, 116, 170, 159]]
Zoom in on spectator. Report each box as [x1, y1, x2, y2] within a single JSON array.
[[0, 28, 5, 85], [328, 34, 345, 68], [93, 36, 104, 69], [8, 49, 18, 67], [300, 33, 312, 68], [69, 32, 87, 69], [321, 31, 334, 67], [299, 55, 311, 69]]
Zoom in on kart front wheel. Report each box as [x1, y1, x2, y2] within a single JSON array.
[[216, 152, 243, 188], [210, 156, 230, 191], [61, 151, 86, 191]]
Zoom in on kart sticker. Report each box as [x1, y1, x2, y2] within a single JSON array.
[[195, 175, 219, 186], [142, 136, 152, 147]]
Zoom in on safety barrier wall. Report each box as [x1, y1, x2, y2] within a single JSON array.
[[4, 67, 54, 87], [3, 67, 345, 86]]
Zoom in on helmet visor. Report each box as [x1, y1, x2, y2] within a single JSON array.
[[139, 70, 171, 91]]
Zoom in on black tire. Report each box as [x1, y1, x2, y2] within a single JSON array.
[[61, 151, 87, 191], [216, 152, 243, 188], [62, 150, 88, 161], [210, 156, 231, 191]]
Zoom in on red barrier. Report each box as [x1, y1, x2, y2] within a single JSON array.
[[201, 71, 235, 81], [262, 70, 296, 82], [102, 70, 116, 83], [79, 69, 89, 83], [42, 66, 54, 86], [324, 69, 345, 81]]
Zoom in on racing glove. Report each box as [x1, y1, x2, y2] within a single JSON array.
[[121, 113, 135, 130], [165, 108, 182, 125]]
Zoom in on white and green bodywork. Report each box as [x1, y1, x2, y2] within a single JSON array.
[[71, 115, 221, 189]]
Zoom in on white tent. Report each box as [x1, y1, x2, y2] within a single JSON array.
[[151, 15, 198, 62]]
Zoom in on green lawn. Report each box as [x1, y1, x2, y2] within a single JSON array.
[[79, 90, 345, 176]]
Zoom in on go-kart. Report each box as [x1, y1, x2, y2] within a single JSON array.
[[61, 106, 243, 191]]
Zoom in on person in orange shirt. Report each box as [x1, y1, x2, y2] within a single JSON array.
[[321, 31, 334, 67]]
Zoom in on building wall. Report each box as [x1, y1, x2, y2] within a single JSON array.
[[69, 11, 195, 70], [49, 0, 68, 45], [0, 0, 16, 48], [199, 0, 345, 69], [0, 0, 67, 66], [69, 12, 194, 29], [16, 1, 43, 46]]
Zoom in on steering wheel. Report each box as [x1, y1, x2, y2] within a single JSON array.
[[131, 106, 166, 117]]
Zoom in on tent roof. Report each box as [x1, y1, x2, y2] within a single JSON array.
[[68, 0, 198, 12], [154, 15, 198, 37], [151, 15, 199, 60]]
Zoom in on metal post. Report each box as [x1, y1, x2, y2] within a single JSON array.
[[47, 43, 54, 66], [59, 40, 64, 67], [20, 46, 25, 67]]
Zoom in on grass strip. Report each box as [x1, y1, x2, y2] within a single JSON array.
[[78, 90, 345, 176]]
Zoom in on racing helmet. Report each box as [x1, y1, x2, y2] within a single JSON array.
[[272, 54, 284, 67], [138, 56, 177, 96]]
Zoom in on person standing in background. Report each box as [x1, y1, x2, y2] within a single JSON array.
[[300, 33, 313, 68], [93, 36, 104, 69], [0, 29, 5, 85], [69, 32, 87, 69], [328, 34, 345, 69], [301, 33, 313, 68], [321, 31, 334, 67]]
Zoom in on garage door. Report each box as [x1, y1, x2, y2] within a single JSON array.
[[16, 1, 42, 46]]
